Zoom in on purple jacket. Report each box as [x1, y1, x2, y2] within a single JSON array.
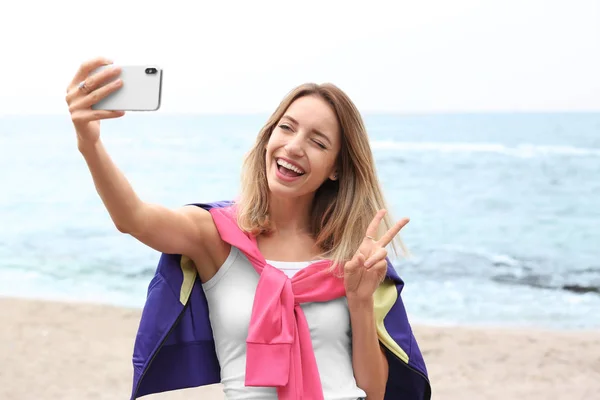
[[130, 201, 431, 399]]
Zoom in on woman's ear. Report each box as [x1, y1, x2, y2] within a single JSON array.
[[329, 171, 338, 181]]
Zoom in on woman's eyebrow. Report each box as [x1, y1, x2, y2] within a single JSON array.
[[281, 115, 332, 145]]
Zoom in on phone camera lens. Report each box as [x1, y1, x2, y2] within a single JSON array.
[[145, 68, 157, 74]]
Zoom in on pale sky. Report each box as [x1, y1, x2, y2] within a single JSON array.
[[1, 0, 599, 115]]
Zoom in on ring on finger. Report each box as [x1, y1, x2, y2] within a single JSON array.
[[365, 235, 377, 241], [78, 80, 90, 94]]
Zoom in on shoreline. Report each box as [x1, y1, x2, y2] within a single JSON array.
[[3, 290, 598, 332], [2, 296, 599, 400]]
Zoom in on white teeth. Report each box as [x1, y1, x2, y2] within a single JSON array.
[[276, 158, 305, 174]]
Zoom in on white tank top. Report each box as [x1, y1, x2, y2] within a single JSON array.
[[202, 246, 367, 400]]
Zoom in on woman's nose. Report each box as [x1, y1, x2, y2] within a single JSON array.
[[284, 134, 305, 157]]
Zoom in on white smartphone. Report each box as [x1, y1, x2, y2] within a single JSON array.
[[91, 65, 163, 111]]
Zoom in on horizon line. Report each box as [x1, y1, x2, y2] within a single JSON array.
[[2, 109, 600, 118]]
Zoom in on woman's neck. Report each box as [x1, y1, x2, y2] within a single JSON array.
[[267, 193, 313, 236]]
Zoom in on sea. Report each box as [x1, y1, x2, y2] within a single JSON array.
[[1, 112, 599, 330]]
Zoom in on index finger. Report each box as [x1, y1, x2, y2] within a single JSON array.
[[69, 57, 114, 88], [365, 209, 387, 239], [377, 217, 410, 247]]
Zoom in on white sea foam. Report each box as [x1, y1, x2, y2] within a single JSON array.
[[370, 141, 600, 157]]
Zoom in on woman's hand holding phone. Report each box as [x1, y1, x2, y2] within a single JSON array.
[[65, 57, 125, 147]]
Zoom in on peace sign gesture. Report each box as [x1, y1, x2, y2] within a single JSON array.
[[344, 209, 410, 301]]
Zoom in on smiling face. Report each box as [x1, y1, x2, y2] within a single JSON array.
[[238, 83, 395, 266], [265, 95, 342, 200]]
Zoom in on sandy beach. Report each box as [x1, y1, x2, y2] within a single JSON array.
[[1, 296, 598, 400]]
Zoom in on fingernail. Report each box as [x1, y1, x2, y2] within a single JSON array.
[[364, 259, 371, 267]]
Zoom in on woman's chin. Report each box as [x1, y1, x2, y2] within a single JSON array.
[[267, 179, 297, 196], [267, 177, 313, 200]]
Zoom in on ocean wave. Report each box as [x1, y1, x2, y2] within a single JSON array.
[[409, 245, 600, 296], [370, 141, 600, 158]]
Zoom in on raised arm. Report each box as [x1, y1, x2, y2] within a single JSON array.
[[65, 57, 222, 268]]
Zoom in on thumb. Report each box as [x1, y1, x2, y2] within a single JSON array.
[[345, 251, 365, 273], [356, 252, 365, 266]]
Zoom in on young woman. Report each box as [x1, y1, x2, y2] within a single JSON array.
[[65, 57, 431, 400]]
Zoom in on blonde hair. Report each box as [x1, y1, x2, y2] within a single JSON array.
[[235, 83, 406, 270]]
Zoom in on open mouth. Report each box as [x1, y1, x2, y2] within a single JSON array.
[[276, 158, 305, 178]]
